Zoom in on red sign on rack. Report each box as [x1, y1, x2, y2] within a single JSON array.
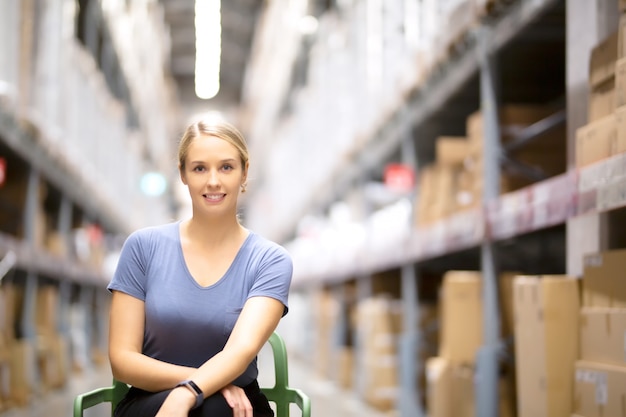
[[0, 158, 5, 187], [384, 163, 415, 193]]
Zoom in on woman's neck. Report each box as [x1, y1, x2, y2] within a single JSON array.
[[183, 215, 246, 248]]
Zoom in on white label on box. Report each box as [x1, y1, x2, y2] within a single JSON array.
[[595, 372, 608, 405], [576, 369, 595, 383], [585, 254, 604, 267]]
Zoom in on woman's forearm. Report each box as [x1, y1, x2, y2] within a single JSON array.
[[110, 350, 196, 392], [185, 345, 256, 398]]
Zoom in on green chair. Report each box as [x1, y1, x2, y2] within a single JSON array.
[[73, 332, 311, 417]]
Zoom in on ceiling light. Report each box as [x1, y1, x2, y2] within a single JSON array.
[[195, 0, 221, 100], [299, 15, 318, 36]]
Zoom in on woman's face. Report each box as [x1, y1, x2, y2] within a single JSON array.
[[180, 135, 248, 217]]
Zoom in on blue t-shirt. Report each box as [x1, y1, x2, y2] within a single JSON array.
[[107, 221, 293, 387]]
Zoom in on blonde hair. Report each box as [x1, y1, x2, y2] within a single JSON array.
[[178, 119, 249, 172]]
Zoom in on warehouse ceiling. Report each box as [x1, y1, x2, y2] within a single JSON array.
[[156, 0, 264, 114]]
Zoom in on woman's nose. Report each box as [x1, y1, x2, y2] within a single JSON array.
[[206, 170, 219, 185]]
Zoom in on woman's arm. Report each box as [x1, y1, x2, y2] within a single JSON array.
[[155, 295, 284, 415], [108, 291, 195, 391], [190, 295, 284, 395]]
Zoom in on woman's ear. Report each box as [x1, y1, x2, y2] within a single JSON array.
[[241, 162, 250, 184]]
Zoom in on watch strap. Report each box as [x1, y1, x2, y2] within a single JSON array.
[[176, 379, 204, 409]]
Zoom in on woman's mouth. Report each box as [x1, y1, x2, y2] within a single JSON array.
[[203, 193, 226, 201]]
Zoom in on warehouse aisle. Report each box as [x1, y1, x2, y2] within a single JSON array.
[[0, 343, 391, 417]]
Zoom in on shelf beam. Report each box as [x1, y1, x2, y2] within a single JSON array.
[[0, 232, 108, 286]]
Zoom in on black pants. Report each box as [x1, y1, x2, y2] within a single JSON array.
[[114, 380, 274, 417]]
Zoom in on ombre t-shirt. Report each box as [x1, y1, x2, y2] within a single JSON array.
[[107, 221, 292, 387]]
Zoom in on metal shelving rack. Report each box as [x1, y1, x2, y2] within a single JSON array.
[[274, 1, 624, 416], [0, 1, 180, 402]]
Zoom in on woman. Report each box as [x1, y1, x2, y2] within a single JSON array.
[[107, 119, 293, 417]]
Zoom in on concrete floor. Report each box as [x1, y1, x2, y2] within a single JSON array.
[[0, 344, 393, 417]]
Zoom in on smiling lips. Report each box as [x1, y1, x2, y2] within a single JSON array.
[[203, 193, 226, 202]]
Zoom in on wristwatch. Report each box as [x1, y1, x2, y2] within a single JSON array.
[[176, 379, 204, 409]]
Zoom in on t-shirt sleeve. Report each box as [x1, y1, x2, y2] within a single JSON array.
[[248, 245, 293, 316], [107, 230, 149, 301]]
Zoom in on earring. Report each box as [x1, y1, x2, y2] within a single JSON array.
[[241, 182, 247, 193]]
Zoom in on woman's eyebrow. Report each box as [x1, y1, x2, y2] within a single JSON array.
[[190, 158, 238, 164]]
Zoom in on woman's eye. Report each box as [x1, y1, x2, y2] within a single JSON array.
[[222, 164, 233, 171], [193, 166, 205, 172]]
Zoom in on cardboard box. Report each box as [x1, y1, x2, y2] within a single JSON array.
[[574, 360, 626, 417], [575, 114, 616, 168], [589, 31, 618, 88], [356, 296, 402, 412], [514, 275, 580, 417], [417, 164, 462, 225], [616, 58, 626, 108], [466, 105, 553, 148], [439, 271, 482, 364], [8, 340, 34, 406], [580, 308, 626, 366], [615, 105, 626, 156], [450, 364, 475, 417], [500, 272, 518, 340], [617, 14, 626, 59], [37, 332, 67, 390], [337, 347, 353, 389], [436, 136, 469, 166], [465, 104, 566, 192], [588, 78, 616, 121], [426, 358, 515, 417], [583, 248, 626, 308], [426, 357, 452, 417], [313, 289, 337, 378], [363, 355, 398, 411], [35, 285, 58, 336]]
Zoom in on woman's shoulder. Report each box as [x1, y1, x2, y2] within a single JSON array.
[[125, 221, 179, 245], [246, 230, 292, 260]]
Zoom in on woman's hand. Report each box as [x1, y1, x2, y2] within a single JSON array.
[[220, 384, 253, 417], [155, 387, 196, 417]]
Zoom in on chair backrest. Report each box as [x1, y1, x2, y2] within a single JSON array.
[[262, 332, 293, 416], [111, 379, 130, 411], [73, 332, 311, 417]]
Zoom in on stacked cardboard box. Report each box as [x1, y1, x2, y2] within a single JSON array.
[[312, 288, 339, 379], [34, 285, 67, 392], [1, 283, 69, 408], [465, 105, 566, 195], [573, 248, 626, 417], [513, 275, 580, 417], [355, 295, 403, 412], [425, 271, 517, 417], [3, 284, 33, 408], [416, 104, 566, 227], [416, 136, 471, 225], [577, 27, 626, 168], [616, 12, 626, 157]]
